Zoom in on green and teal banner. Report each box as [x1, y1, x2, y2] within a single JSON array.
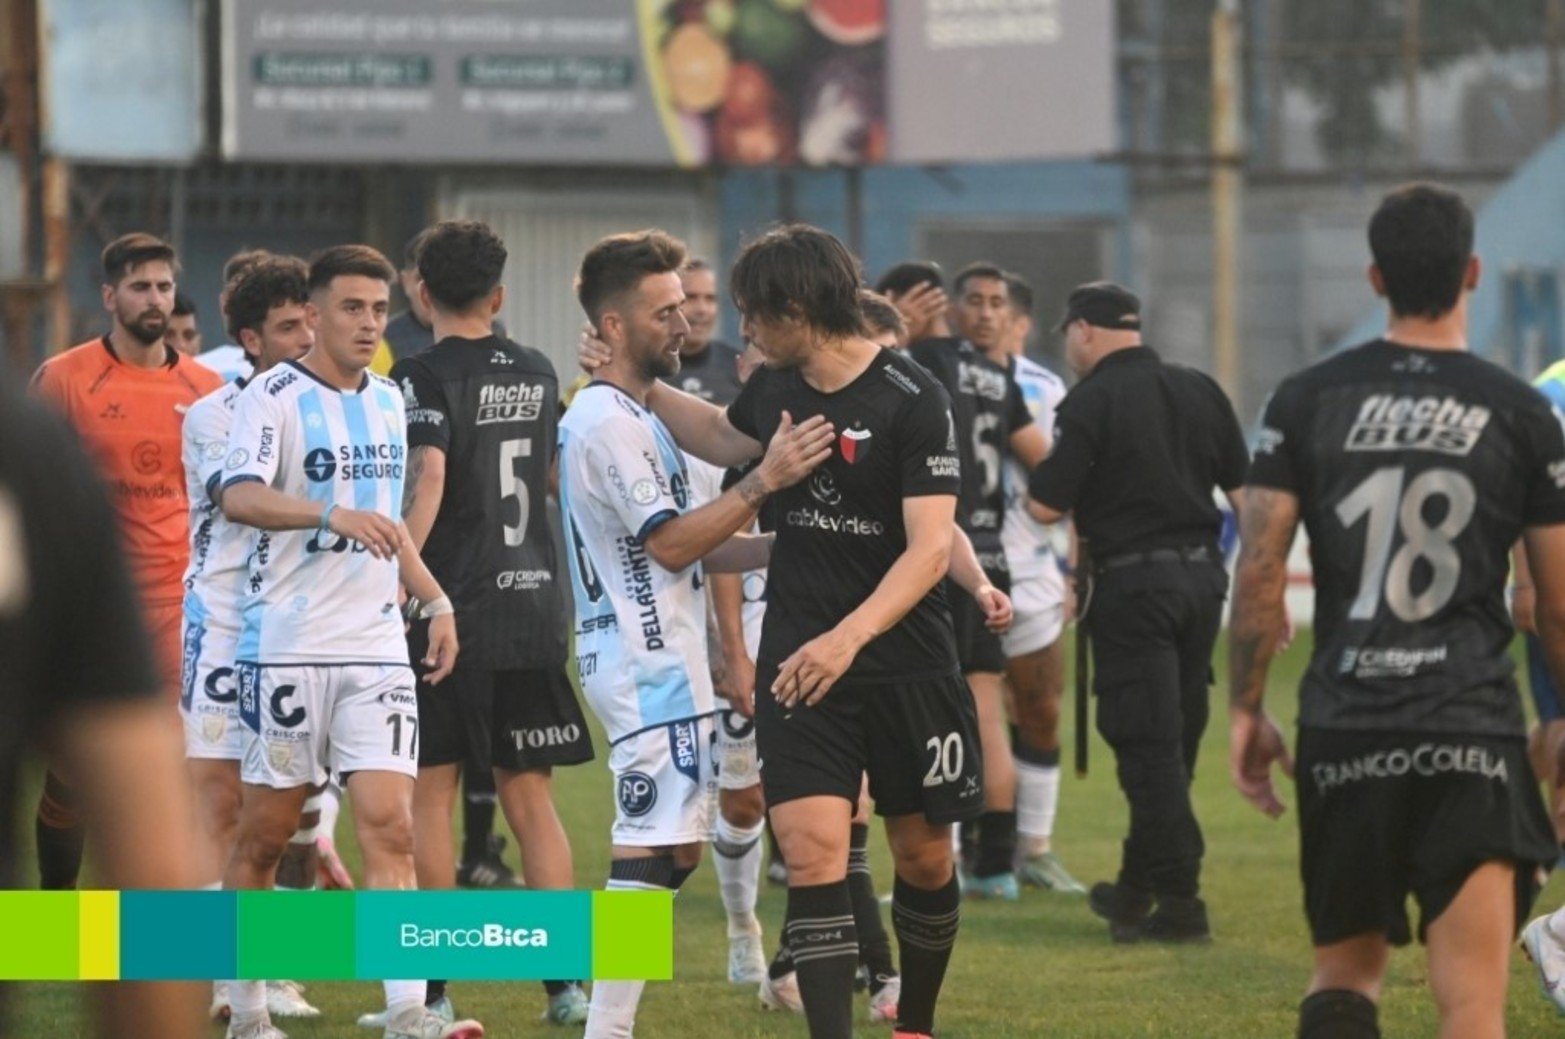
[[0, 890, 671, 981]]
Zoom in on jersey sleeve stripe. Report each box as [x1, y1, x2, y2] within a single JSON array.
[[636, 509, 678, 543], [220, 473, 264, 491]]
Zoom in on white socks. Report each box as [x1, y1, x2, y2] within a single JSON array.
[[1016, 760, 1061, 856], [228, 980, 267, 1026], [384, 979, 426, 1017], [319, 778, 343, 843], [713, 815, 765, 937], [584, 980, 645, 1039]]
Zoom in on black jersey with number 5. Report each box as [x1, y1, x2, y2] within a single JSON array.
[[392, 335, 564, 669], [727, 348, 963, 684], [907, 337, 1032, 573], [1249, 339, 1565, 736]]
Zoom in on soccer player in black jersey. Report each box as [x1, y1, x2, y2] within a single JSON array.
[[1231, 183, 1565, 1039], [390, 221, 595, 1026], [589, 226, 998, 1039], [882, 260, 1047, 899]]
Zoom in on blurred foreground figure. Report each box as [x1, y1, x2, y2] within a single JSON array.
[[0, 382, 203, 1039]]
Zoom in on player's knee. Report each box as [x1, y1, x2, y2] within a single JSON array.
[[775, 822, 845, 882], [200, 780, 243, 838], [889, 832, 954, 888], [357, 803, 416, 859], [719, 785, 765, 828], [234, 822, 292, 870]]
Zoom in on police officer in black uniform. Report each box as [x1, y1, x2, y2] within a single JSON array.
[[1027, 282, 1249, 943]]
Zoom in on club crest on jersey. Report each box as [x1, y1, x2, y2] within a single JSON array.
[[840, 426, 872, 464], [1345, 394, 1490, 456], [202, 715, 227, 745], [617, 771, 657, 817]]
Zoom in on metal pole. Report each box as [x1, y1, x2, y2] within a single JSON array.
[[1549, 0, 1564, 133], [1403, 0, 1421, 167], [1211, 0, 1243, 401], [43, 156, 70, 353]]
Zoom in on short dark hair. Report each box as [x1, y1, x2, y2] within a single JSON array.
[[576, 230, 688, 324], [418, 220, 507, 313], [874, 261, 943, 297], [307, 244, 396, 295], [683, 257, 713, 274], [403, 227, 435, 271], [858, 289, 906, 341], [172, 292, 197, 318], [1004, 273, 1034, 317], [102, 233, 177, 285], [222, 249, 272, 286], [1368, 183, 1475, 320], [954, 262, 1008, 298], [225, 256, 309, 344], [730, 224, 864, 337]]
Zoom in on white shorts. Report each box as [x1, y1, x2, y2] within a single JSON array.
[[237, 663, 418, 789], [715, 709, 761, 791], [1002, 572, 1067, 658], [180, 618, 243, 761], [610, 716, 718, 847]]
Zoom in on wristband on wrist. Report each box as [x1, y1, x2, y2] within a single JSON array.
[[319, 502, 338, 532], [421, 594, 454, 619]]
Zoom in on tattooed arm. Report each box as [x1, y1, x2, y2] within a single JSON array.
[[1228, 485, 1300, 818], [401, 445, 446, 552]]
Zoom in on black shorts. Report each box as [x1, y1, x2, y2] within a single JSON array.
[[409, 625, 594, 772], [755, 668, 984, 824], [948, 570, 1009, 675], [1296, 727, 1552, 947]]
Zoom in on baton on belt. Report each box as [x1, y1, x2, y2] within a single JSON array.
[[1073, 539, 1091, 778]]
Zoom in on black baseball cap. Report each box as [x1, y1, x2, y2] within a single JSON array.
[[1055, 281, 1142, 332]]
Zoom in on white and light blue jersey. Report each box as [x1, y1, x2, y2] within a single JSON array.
[[558, 382, 713, 745], [1003, 354, 1068, 582], [221, 360, 409, 665], [183, 379, 258, 639]]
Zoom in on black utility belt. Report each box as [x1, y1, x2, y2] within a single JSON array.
[[1094, 545, 1218, 573]]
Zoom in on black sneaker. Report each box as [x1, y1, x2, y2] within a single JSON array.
[[1089, 881, 1154, 943], [457, 834, 524, 889], [1138, 896, 1212, 945]]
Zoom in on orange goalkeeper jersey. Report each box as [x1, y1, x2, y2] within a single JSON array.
[[31, 337, 224, 606]]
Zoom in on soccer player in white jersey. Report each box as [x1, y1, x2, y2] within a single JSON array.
[[992, 273, 1083, 893], [217, 245, 483, 1039], [560, 231, 834, 1038], [182, 254, 324, 1023]]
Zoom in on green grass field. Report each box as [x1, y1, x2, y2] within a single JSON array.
[[10, 635, 1565, 1037]]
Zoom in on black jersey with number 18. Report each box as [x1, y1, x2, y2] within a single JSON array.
[[391, 335, 565, 670], [727, 348, 963, 684], [1248, 339, 1565, 737]]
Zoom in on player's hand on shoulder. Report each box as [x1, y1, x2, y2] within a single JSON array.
[[422, 613, 459, 685], [1229, 707, 1293, 819], [976, 584, 1013, 634], [328, 507, 403, 559], [772, 627, 859, 708], [579, 323, 611, 372], [756, 410, 835, 492]]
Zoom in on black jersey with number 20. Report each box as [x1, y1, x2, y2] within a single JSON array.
[[1249, 340, 1565, 737], [727, 348, 963, 684], [392, 335, 564, 670]]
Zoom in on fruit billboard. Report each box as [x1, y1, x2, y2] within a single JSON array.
[[222, 0, 1108, 167]]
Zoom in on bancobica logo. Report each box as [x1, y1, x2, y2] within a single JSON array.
[[304, 447, 337, 482], [618, 771, 657, 817], [400, 923, 549, 948]]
